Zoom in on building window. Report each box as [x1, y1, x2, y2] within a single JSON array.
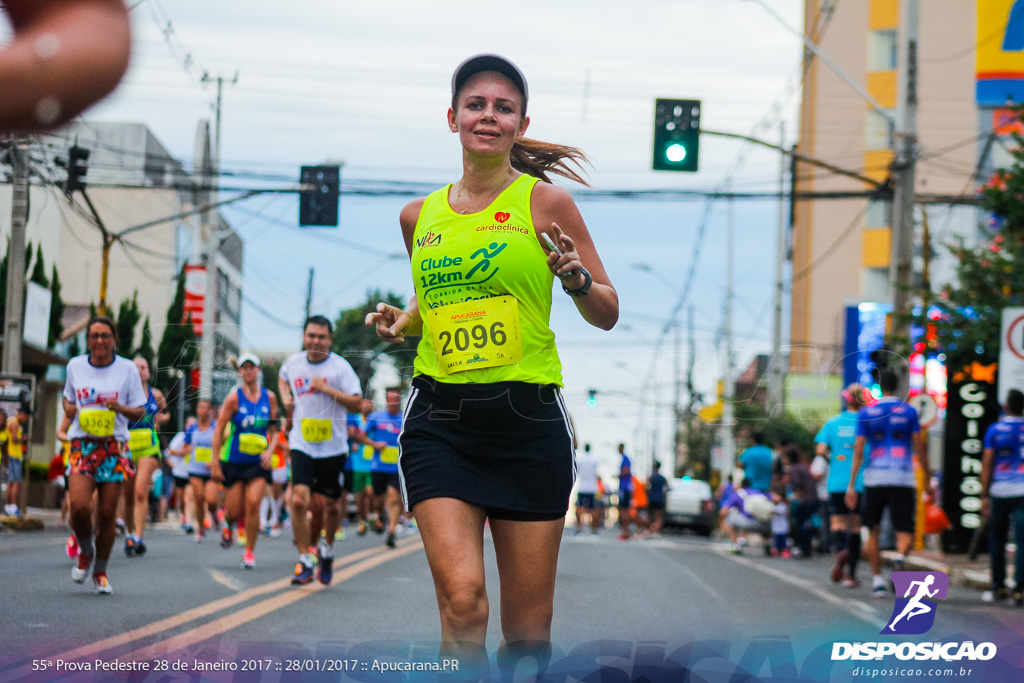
[[866, 200, 891, 228], [865, 109, 894, 150], [868, 29, 898, 72]]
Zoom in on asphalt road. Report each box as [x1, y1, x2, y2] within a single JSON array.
[[0, 523, 1019, 682]]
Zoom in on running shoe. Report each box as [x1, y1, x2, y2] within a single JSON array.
[[134, 539, 147, 556], [871, 578, 887, 599], [374, 519, 384, 535], [291, 561, 315, 585], [335, 529, 345, 542], [220, 526, 233, 549], [308, 546, 320, 565], [982, 588, 1009, 603], [617, 533, 631, 541], [183, 524, 195, 535], [195, 528, 205, 544], [269, 525, 282, 538], [318, 555, 333, 585], [124, 536, 136, 557], [115, 518, 126, 536], [842, 577, 862, 589], [385, 532, 396, 549], [72, 553, 93, 583], [830, 549, 849, 584], [237, 530, 247, 547], [890, 558, 906, 573], [1014, 592, 1024, 607], [241, 550, 256, 570], [782, 549, 792, 558], [92, 572, 112, 595], [357, 522, 367, 536], [66, 535, 79, 559]]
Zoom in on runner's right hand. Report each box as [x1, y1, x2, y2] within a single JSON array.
[[366, 302, 410, 343]]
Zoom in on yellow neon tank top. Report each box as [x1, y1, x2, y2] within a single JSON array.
[[411, 174, 562, 386]]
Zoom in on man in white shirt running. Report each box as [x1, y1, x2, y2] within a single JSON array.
[[279, 315, 363, 585]]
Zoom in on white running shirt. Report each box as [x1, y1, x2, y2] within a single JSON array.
[[575, 449, 599, 494], [63, 354, 147, 442], [280, 351, 361, 458]]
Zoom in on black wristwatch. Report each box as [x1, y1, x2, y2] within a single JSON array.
[[562, 267, 593, 296]]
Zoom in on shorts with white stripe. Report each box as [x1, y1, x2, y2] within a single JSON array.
[[397, 375, 575, 521]]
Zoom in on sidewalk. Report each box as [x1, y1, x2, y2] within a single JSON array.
[[881, 548, 1005, 591]]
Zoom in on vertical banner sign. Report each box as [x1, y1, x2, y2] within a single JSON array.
[[942, 376, 1000, 553], [976, 0, 1024, 105], [183, 265, 206, 337], [998, 306, 1024, 404]]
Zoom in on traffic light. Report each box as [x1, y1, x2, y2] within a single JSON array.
[[65, 145, 90, 194], [653, 98, 700, 172], [586, 389, 597, 408], [299, 165, 340, 227]]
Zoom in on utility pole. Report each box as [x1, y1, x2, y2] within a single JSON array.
[[672, 317, 681, 474], [720, 199, 736, 478], [890, 0, 919, 399], [768, 120, 787, 415], [198, 73, 237, 402], [304, 267, 314, 321], [2, 138, 29, 374], [685, 306, 696, 477]]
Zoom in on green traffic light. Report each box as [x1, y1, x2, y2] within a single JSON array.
[[665, 143, 687, 163]]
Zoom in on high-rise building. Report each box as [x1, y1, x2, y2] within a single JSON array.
[[792, 0, 981, 375]]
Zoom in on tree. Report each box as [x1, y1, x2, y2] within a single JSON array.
[[332, 289, 418, 395], [156, 266, 198, 399], [49, 264, 65, 349], [896, 113, 1024, 372], [115, 291, 141, 357], [28, 244, 48, 287], [136, 315, 155, 367]]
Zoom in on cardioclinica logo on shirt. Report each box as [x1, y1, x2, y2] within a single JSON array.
[[831, 572, 996, 663]]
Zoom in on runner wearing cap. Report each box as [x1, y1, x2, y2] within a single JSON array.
[[63, 316, 148, 594], [367, 54, 617, 663], [816, 383, 869, 588], [279, 316, 362, 585], [211, 353, 278, 569]]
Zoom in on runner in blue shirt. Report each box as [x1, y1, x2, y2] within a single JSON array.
[[980, 388, 1024, 606], [846, 369, 933, 598], [616, 443, 633, 540], [347, 399, 378, 535], [365, 388, 405, 548], [815, 383, 868, 588]]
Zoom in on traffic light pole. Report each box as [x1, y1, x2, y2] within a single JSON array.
[[2, 138, 29, 374]]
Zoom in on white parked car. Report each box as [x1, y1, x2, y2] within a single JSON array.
[[663, 477, 715, 536]]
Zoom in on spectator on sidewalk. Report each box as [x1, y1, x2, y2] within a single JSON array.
[[769, 483, 790, 557], [785, 446, 819, 558], [719, 476, 771, 554], [981, 388, 1024, 606], [740, 431, 774, 494]]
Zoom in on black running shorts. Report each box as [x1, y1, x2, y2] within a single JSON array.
[[221, 461, 271, 488], [290, 450, 345, 500], [862, 486, 916, 532], [398, 376, 576, 522]]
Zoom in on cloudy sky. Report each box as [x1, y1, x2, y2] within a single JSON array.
[[16, 0, 810, 477]]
